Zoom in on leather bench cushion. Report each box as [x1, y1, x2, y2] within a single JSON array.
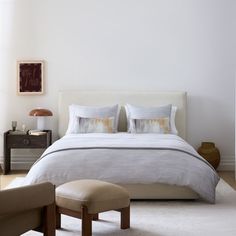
[[56, 180, 130, 214]]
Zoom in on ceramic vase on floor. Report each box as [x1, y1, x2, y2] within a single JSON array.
[[197, 142, 220, 169]]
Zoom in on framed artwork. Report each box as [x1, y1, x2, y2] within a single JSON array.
[[17, 60, 44, 95]]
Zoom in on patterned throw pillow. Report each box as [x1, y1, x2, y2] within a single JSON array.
[[125, 104, 173, 133], [66, 104, 119, 134], [78, 117, 115, 133], [133, 117, 170, 134]]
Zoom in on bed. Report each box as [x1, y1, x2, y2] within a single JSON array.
[[23, 90, 219, 203]]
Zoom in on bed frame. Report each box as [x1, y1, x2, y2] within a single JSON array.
[[58, 90, 199, 200]]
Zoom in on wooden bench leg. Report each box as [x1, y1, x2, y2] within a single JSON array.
[[120, 205, 130, 229], [43, 203, 56, 236], [81, 205, 92, 236], [56, 207, 61, 229]]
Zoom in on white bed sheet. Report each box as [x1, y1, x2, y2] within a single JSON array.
[[24, 133, 219, 203]]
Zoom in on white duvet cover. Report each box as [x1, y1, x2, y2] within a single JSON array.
[[24, 133, 219, 203]]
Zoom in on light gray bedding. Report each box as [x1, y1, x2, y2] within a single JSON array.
[[24, 133, 220, 203]]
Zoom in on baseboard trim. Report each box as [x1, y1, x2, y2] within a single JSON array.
[[217, 156, 235, 171], [0, 155, 235, 171]]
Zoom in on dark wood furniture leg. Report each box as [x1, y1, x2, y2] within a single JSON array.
[[81, 205, 92, 236], [56, 207, 61, 229], [3, 148, 10, 175], [3, 132, 10, 174], [120, 205, 130, 229], [56, 206, 129, 235], [43, 203, 56, 236], [93, 213, 99, 221]]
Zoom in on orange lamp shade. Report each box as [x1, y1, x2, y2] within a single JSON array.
[[29, 108, 53, 117]]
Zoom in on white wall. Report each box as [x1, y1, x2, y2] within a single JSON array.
[[0, 0, 235, 169]]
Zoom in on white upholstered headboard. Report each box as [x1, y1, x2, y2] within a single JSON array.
[[58, 90, 187, 139]]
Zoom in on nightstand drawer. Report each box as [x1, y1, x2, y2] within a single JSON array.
[[7, 134, 47, 148]]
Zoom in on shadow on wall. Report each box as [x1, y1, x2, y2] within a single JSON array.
[[0, 1, 18, 154], [187, 94, 234, 154], [0, 0, 42, 157]]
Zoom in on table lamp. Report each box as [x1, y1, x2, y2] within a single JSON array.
[[29, 108, 53, 131]]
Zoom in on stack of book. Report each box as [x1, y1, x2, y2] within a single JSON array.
[[28, 130, 47, 136]]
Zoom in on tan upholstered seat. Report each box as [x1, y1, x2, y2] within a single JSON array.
[[56, 179, 130, 213], [56, 179, 130, 236]]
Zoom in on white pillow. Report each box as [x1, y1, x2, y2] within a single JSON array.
[[66, 104, 119, 134], [125, 104, 178, 135], [170, 106, 178, 135]]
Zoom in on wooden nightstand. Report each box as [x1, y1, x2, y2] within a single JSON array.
[[3, 130, 52, 175]]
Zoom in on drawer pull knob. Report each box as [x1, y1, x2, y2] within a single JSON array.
[[23, 139, 30, 145]]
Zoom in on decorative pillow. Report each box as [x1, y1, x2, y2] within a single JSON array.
[[125, 104, 178, 134], [66, 104, 119, 134], [78, 117, 114, 133], [133, 117, 170, 134]]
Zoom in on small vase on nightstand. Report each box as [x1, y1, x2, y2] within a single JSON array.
[[197, 142, 220, 170]]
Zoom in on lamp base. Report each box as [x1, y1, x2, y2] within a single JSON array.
[[37, 117, 45, 131]]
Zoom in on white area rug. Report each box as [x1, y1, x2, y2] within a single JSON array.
[[11, 179, 236, 236]]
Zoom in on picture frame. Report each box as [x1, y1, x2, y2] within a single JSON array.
[[17, 60, 44, 95]]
